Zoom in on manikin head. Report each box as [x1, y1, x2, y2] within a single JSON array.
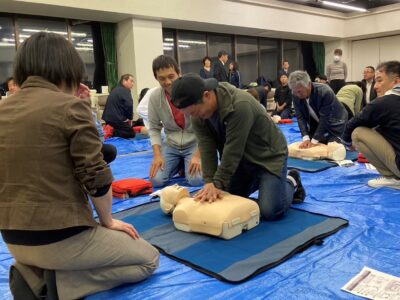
[[160, 184, 191, 214]]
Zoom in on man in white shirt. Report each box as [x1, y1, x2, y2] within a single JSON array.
[[361, 66, 377, 107]]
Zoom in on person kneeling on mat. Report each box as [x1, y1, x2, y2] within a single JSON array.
[[171, 74, 306, 220], [0, 32, 159, 300]]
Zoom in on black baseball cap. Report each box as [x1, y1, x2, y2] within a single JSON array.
[[171, 74, 218, 109]]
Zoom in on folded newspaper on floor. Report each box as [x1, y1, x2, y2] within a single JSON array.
[[342, 266, 400, 299]]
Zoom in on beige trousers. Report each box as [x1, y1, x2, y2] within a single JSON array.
[[7, 225, 160, 300], [352, 127, 400, 178]]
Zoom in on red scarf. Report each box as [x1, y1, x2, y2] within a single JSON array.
[[166, 93, 185, 129]]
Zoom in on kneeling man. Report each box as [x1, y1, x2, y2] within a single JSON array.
[[171, 74, 306, 220]]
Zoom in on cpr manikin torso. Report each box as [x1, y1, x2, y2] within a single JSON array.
[[160, 185, 260, 240], [288, 141, 346, 161]]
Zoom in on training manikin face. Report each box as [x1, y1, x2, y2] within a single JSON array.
[[160, 184, 191, 214]]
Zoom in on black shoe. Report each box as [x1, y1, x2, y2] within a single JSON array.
[[288, 170, 306, 204], [9, 266, 39, 300]]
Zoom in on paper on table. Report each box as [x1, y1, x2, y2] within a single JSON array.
[[342, 266, 400, 300]]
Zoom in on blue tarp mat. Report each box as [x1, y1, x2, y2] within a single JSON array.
[[114, 201, 348, 283], [104, 136, 152, 155], [1, 120, 400, 300], [287, 151, 359, 173]]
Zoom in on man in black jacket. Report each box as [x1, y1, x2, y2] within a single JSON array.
[[343, 61, 400, 190], [212, 50, 229, 82], [361, 66, 377, 107], [102, 74, 135, 138]]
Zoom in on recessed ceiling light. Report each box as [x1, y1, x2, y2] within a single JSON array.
[[321, 1, 367, 12]]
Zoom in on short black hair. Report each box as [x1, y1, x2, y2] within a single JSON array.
[[152, 55, 180, 78], [6, 77, 14, 84], [119, 73, 134, 85], [366, 66, 375, 72], [376, 61, 400, 78], [218, 50, 228, 58], [13, 32, 85, 91], [202, 56, 212, 65], [138, 88, 149, 102]]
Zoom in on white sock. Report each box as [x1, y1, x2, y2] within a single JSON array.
[[287, 175, 297, 189]]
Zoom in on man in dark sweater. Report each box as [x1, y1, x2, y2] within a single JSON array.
[[171, 74, 306, 220], [343, 61, 400, 190], [272, 73, 292, 119], [102, 74, 135, 138]]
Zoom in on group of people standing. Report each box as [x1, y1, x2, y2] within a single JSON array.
[[200, 51, 242, 88]]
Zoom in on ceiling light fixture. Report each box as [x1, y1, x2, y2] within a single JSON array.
[[321, 1, 367, 12]]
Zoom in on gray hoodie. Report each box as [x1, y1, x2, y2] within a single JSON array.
[[148, 86, 197, 150]]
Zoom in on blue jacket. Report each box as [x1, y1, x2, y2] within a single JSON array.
[[293, 83, 348, 142], [229, 71, 241, 88]]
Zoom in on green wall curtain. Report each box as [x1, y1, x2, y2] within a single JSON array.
[[100, 23, 118, 91], [312, 42, 325, 76]]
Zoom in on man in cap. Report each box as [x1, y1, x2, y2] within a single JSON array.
[[171, 74, 306, 220]]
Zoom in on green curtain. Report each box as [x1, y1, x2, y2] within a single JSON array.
[[100, 23, 118, 91], [312, 42, 325, 76]]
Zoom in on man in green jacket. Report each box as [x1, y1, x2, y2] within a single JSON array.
[[171, 74, 306, 220]]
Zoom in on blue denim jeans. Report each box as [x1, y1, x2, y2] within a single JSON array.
[[272, 107, 292, 119], [228, 157, 294, 220], [151, 143, 203, 188]]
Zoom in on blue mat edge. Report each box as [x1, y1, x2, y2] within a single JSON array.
[[113, 201, 349, 283]]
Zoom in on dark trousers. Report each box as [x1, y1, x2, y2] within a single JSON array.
[[329, 79, 346, 94], [341, 103, 354, 119], [228, 157, 294, 220], [101, 144, 117, 164], [107, 121, 135, 139]]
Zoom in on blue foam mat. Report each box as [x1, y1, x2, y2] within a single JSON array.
[[287, 151, 358, 173], [114, 201, 348, 283], [1, 121, 400, 300]]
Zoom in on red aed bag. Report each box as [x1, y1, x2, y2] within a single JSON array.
[[104, 124, 114, 140], [133, 126, 144, 133], [278, 119, 293, 124], [358, 152, 369, 163], [112, 178, 153, 199]]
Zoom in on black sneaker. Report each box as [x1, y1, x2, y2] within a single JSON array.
[[288, 169, 306, 204]]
